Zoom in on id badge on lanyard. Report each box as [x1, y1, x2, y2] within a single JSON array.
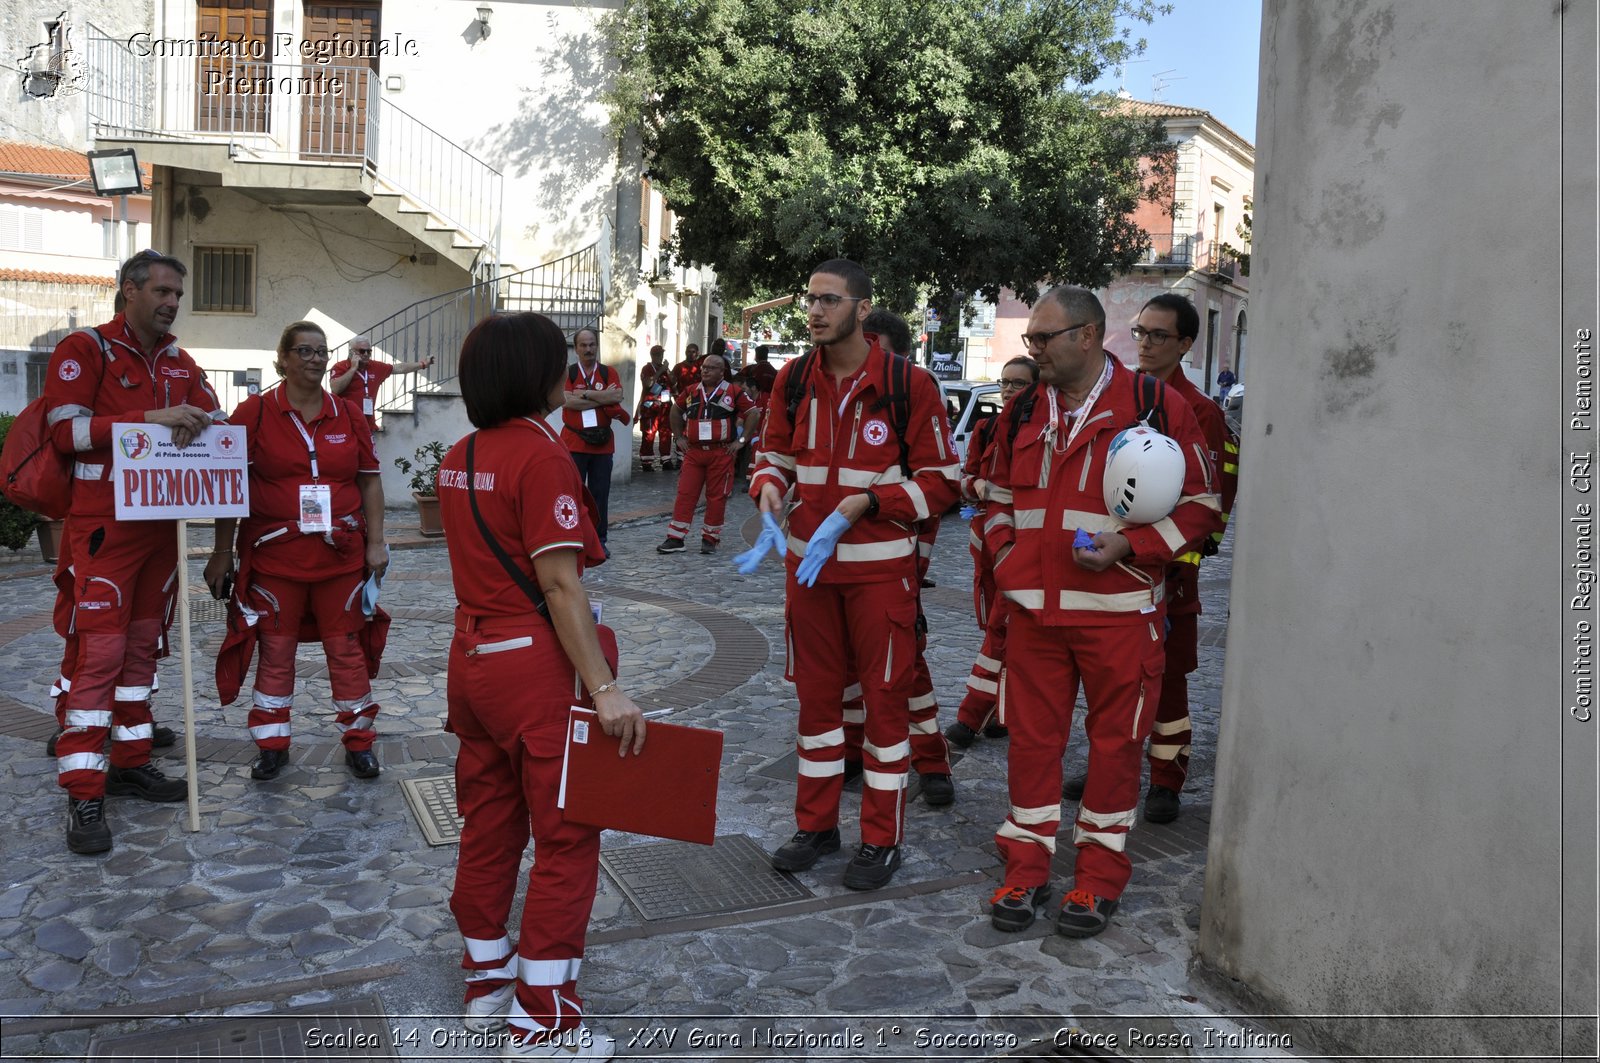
[[360, 371, 375, 416], [299, 484, 333, 533]]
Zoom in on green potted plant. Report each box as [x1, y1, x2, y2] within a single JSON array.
[[0, 412, 62, 562], [394, 440, 447, 538]]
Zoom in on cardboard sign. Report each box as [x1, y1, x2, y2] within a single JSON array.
[[112, 423, 249, 520]]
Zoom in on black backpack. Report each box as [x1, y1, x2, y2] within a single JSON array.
[[784, 347, 915, 475]]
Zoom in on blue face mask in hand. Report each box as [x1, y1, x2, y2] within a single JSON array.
[[733, 511, 787, 575], [794, 510, 852, 587], [960, 504, 979, 521], [361, 545, 389, 615]]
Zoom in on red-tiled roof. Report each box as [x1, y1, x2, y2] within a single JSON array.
[[1109, 97, 1254, 150], [0, 267, 117, 287], [0, 140, 153, 181]]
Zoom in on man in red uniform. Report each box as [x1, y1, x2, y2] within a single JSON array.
[[1060, 293, 1238, 824], [44, 249, 222, 854], [328, 335, 434, 434], [667, 342, 702, 401], [657, 350, 758, 554], [749, 259, 958, 890], [559, 327, 630, 546], [636, 344, 675, 471], [983, 285, 1221, 936]]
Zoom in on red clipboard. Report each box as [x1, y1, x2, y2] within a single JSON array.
[[559, 708, 723, 845]]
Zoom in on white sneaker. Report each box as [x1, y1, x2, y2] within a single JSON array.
[[500, 1024, 616, 1060], [463, 981, 514, 1033]]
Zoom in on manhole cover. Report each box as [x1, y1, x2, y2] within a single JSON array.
[[401, 774, 463, 846], [601, 834, 812, 920], [87, 995, 394, 1060]]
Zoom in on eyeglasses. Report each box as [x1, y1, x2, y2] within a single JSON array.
[[290, 345, 331, 360], [1130, 326, 1180, 345], [802, 293, 864, 310], [1019, 322, 1090, 350], [998, 377, 1032, 390]]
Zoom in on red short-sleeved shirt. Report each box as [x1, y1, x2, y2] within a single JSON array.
[[329, 359, 393, 429], [438, 417, 606, 617], [230, 387, 379, 580]]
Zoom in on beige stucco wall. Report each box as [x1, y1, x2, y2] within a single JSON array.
[[1199, 1, 1595, 1057]]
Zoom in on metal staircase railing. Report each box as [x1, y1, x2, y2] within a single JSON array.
[[363, 242, 605, 420]]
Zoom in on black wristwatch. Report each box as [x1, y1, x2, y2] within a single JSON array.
[[863, 490, 880, 519]]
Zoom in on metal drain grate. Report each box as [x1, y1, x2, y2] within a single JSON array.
[[601, 834, 812, 921], [186, 596, 229, 624], [87, 995, 394, 1060], [401, 774, 464, 846]]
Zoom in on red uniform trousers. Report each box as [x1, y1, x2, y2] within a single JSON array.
[[996, 609, 1166, 899], [55, 520, 176, 799], [840, 623, 950, 776], [447, 611, 599, 1039], [1147, 611, 1197, 791], [246, 570, 377, 753], [955, 595, 1010, 733], [787, 575, 917, 846], [666, 444, 734, 545], [639, 406, 674, 469]]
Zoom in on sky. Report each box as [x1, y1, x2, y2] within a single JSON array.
[[1089, 0, 1264, 145]]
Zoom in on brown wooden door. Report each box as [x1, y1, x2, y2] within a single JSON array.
[[300, 3, 380, 159], [195, 0, 270, 133]]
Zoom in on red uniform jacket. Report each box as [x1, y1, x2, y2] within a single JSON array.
[[983, 357, 1222, 626], [677, 381, 756, 445], [749, 336, 958, 585], [43, 315, 223, 518], [560, 362, 630, 455], [1150, 368, 1231, 618], [328, 359, 393, 430]]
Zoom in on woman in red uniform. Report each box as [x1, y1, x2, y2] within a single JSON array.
[[946, 356, 1037, 746], [205, 321, 388, 780], [436, 312, 644, 1060]]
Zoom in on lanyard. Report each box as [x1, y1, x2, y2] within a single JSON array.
[[523, 416, 562, 444], [576, 362, 600, 390], [1053, 355, 1114, 454], [835, 367, 867, 418], [287, 407, 324, 481], [696, 381, 727, 415]]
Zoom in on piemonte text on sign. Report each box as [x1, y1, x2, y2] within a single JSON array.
[[111, 423, 250, 521]]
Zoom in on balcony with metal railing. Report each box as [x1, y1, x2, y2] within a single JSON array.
[[80, 30, 502, 269], [1136, 232, 1196, 268]]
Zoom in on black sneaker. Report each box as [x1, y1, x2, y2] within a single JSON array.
[[346, 749, 381, 779], [943, 721, 978, 748], [919, 772, 955, 807], [1062, 773, 1087, 801], [106, 762, 186, 802], [1056, 889, 1118, 938], [1144, 784, 1181, 823], [842, 843, 901, 890], [67, 797, 111, 855], [656, 537, 686, 554], [151, 725, 178, 749], [770, 827, 841, 871], [981, 722, 1010, 739], [251, 748, 290, 780], [990, 883, 1051, 932], [45, 730, 60, 757], [700, 539, 717, 554]]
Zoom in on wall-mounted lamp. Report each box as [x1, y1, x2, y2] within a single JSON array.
[[475, 4, 493, 39], [86, 148, 143, 196]]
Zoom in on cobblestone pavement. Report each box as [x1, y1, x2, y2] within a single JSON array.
[[0, 447, 1301, 1062]]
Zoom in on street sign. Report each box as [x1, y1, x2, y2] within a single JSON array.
[[929, 353, 964, 380], [112, 423, 249, 521]]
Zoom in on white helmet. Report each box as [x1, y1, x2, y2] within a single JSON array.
[[1103, 426, 1186, 524]]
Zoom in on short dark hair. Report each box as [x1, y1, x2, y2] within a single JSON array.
[[755, 344, 770, 360], [812, 258, 872, 300], [572, 326, 599, 345], [460, 313, 569, 428], [273, 321, 325, 378], [862, 309, 912, 358], [1002, 355, 1040, 382], [120, 249, 187, 288], [1141, 292, 1199, 340], [1040, 285, 1105, 338], [649, 344, 665, 358]]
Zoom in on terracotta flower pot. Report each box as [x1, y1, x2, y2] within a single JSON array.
[[36, 518, 65, 564], [414, 492, 444, 538]]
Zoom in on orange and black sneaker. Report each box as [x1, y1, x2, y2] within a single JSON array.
[[990, 883, 1052, 932], [1056, 888, 1118, 938]]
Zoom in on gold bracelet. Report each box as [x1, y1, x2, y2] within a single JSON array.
[[591, 680, 619, 697]]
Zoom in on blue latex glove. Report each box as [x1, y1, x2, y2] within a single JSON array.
[[959, 504, 979, 521], [794, 511, 852, 587], [1073, 528, 1099, 552], [733, 512, 787, 575]]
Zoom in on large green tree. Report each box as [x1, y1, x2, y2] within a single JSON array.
[[606, 0, 1174, 314]]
